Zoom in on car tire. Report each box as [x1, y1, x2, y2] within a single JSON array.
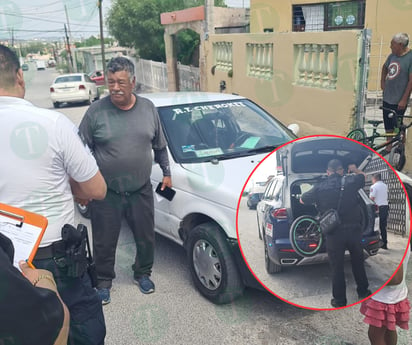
[[263, 236, 281, 273], [53, 102, 60, 108], [187, 222, 244, 304], [76, 202, 91, 219], [94, 89, 100, 101]]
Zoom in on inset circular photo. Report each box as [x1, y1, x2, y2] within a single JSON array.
[[237, 135, 411, 310]]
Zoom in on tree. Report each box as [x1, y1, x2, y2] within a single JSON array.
[[107, 0, 226, 62]]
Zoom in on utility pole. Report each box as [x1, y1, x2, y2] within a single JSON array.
[[98, 0, 107, 84], [64, 24, 73, 73], [64, 5, 77, 72]]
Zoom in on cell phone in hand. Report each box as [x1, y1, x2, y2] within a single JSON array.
[[155, 182, 176, 201]]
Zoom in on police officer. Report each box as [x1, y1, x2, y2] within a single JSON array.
[[300, 159, 372, 308]]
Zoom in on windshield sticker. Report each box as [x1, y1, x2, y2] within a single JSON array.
[[182, 145, 195, 153], [240, 136, 261, 149], [172, 102, 246, 115], [195, 148, 224, 157]]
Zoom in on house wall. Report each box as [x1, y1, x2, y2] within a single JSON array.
[[249, 0, 412, 92], [205, 30, 362, 136]]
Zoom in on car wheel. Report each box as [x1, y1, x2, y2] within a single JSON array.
[[264, 236, 281, 273], [76, 202, 91, 219], [94, 89, 100, 101], [85, 92, 92, 105], [187, 222, 244, 304], [53, 102, 60, 108]]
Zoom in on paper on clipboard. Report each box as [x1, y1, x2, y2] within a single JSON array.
[[0, 203, 48, 269]]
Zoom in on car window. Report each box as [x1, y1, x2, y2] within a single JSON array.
[[84, 75, 93, 83], [263, 179, 274, 200], [54, 75, 82, 83], [273, 177, 284, 200], [157, 99, 295, 163]]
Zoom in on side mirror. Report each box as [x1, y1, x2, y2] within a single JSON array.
[[287, 123, 300, 136]]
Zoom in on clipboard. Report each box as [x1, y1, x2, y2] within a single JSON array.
[[0, 203, 48, 269]]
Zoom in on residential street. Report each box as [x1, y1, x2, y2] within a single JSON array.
[[22, 67, 412, 345]]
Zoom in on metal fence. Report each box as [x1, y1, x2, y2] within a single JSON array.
[[363, 155, 407, 236], [134, 58, 200, 92]]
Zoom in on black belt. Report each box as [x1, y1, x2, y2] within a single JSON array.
[[109, 183, 147, 197], [35, 240, 66, 260]]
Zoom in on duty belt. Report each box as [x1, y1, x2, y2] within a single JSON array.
[[35, 240, 66, 260], [109, 183, 147, 197]]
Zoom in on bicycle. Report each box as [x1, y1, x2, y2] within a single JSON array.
[[347, 107, 412, 171], [289, 215, 323, 257]]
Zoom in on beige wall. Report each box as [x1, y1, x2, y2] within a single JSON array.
[[249, 0, 412, 92], [205, 30, 363, 136]]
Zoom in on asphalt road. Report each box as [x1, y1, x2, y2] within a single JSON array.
[[238, 196, 409, 309], [22, 66, 412, 345]]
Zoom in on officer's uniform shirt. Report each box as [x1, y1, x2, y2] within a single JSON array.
[[301, 173, 365, 225], [370, 180, 388, 206]]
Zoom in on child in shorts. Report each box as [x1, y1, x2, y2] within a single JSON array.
[[360, 244, 410, 345]]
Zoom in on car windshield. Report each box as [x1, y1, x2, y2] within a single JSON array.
[[55, 75, 82, 83], [157, 99, 295, 163]]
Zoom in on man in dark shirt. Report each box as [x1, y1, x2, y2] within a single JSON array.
[[79, 57, 172, 304], [300, 159, 371, 308]]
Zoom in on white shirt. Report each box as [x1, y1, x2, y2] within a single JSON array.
[[373, 245, 410, 304], [0, 97, 98, 246], [370, 180, 388, 206]]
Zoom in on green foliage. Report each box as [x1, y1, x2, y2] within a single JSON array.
[[75, 36, 114, 48], [176, 30, 200, 66], [107, 0, 226, 62]]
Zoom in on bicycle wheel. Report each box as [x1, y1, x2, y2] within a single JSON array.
[[289, 215, 323, 257], [347, 128, 367, 142], [390, 144, 406, 171]]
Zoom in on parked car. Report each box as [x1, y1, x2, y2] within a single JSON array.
[[21, 63, 29, 71], [247, 180, 267, 209], [48, 59, 56, 67], [50, 73, 99, 108], [89, 70, 105, 86], [256, 137, 381, 273], [77, 91, 299, 304]]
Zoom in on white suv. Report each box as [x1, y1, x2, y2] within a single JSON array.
[[79, 92, 298, 303]]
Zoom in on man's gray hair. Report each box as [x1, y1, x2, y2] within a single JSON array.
[[107, 56, 135, 81], [393, 33, 409, 47], [327, 159, 343, 173]]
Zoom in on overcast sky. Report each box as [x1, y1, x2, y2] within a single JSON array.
[[0, 0, 249, 42]]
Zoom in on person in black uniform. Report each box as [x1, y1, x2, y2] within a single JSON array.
[[0, 233, 69, 345], [300, 159, 372, 308]]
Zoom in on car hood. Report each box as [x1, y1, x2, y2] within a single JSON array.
[[179, 153, 269, 209]]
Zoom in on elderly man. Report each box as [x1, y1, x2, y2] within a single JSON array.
[[79, 56, 172, 305]]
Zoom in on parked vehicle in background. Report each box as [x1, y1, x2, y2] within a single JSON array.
[[21, 63, 29, 71], [50, 73, 99, 108], [257, 137, 381, 273], [35, 60, 46, 70], [48, 59, 56, 67], [89, 70, 105, 86], [247, 179, 267, 209], [77, 91, 299, 304]]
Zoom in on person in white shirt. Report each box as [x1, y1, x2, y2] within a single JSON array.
[[360, 244, 410, 345], [0, 44, 107, 345], [370, 173, 389, 249]]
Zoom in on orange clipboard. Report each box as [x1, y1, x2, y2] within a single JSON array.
[[0, 203, 48, 269]]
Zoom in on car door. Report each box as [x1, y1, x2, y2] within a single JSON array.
[[257, 178, 278, 239]]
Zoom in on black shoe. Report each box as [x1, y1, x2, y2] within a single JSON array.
[[331, 298, 347, 308], [358, 289, 372, 300], [381, 243, 388, 250]]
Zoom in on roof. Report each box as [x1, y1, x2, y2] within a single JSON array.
[[138, 92, 245, 107]]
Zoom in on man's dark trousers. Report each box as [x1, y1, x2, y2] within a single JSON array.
[[326, 224, 369, 305], [90, 180, 155, 288], [379, 205, 389, 246]]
